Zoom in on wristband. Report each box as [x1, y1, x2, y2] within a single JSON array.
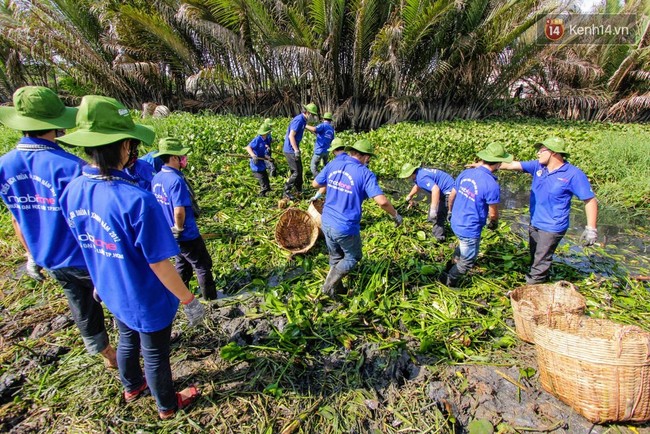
[[181, 294, 195, 305]]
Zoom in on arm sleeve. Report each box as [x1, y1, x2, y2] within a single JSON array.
[[134, 198, 180, 264], [364, 172, 384, 198], [520, 160, 537, 175], [168, 179, 192, 208], [571, 169, 595, 201]]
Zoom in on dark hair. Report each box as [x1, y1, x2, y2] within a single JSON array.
[[23, 129, 55, 137], [84, 139, 138, 176], [481, 160, 501, 168], [159, 154, 174, 163]]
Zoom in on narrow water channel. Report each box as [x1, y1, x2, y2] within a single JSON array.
[[384, 176, 650, 278]]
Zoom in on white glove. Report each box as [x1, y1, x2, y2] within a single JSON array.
[[25, 253, 43, 281], [580, 226, 597, 246], [171, 226, 184, 240], [183, 296, 205, 327]]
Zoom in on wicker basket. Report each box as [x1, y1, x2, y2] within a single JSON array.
[[274, 208, 319, 254], [307, 198, 324, 228], [510, 281, 586, 343], [534, 314, 650, 423]]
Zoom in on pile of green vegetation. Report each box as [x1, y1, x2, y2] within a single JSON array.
[[0, 115, 648, 432]]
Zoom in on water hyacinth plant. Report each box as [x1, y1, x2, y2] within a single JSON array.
[[0, 115, 649, 432]]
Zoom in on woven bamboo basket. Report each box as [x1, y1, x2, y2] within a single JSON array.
[[274, 208, 319, 254], [307, 198, 324, 228], [533, 314, 650, 423], [510, 280, 586, 343]]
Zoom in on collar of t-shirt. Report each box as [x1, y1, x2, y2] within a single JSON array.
[[82, 165, 138, 185], [17, 137, 62, 151], [477, 165, 497, 179], [161, 165, 182, 175]]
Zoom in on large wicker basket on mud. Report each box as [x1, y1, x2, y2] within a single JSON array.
[[307, 198, 324, 229], [275, 208, 319, 254], [533, 314, 650, 423], [510, 281, 586, 343]]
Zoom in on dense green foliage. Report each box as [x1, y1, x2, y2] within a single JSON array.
[[1, 1, 649, 127], [0, 115, 649, 432]]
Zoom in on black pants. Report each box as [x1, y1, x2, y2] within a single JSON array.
[[283, 152, 303, 194], [527, 225, 566, 284], [253, 170, 271, 195], [176, 236, 217, 300], [431, 194, 450, 240]]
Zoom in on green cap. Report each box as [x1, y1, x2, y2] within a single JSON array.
[[322, 112, 333, 121], [153, 137, 190, 157], [476, 142, 513, 163], [0, 86, 77, 131], [398, 163, 418, 178], [535, 137, 569, 157], [302, 103, 319, 115], [257, 123, 272, 136], [330, 138, 344, 151], [57, 95, 155, 147], [347, 139, 375, 156], [263, 118, 274, 127]]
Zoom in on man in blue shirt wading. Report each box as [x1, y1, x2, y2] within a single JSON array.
[[306, 112, 335, 178], [152, 138, 218, 300], [245, 121, 273, 196], [313, 139, 403, 297], [283, 102, 319, 200], [444, 143, 513, 287], [0, 86, 117, 368], [499, 137, 598, 284], [399, 163, 455, 242]]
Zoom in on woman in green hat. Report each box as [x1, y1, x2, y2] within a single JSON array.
[[57, 95, 204, 420]]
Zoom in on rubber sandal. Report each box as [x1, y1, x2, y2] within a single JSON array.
[[158, 386, 200, 420], [124, 381, 149, 403]]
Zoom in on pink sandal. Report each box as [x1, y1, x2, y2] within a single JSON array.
[[159, 386, 200, 420], [124, 381, 149, 403]]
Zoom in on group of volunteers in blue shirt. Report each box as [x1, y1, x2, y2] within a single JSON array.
[[0, 87, 205, 420], [398, 141, 597, 288], [0, 86, 599, 418]]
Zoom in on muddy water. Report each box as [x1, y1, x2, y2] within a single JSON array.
[[383, 176, 650, 277]]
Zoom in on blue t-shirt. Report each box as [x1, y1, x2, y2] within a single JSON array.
[[151, 166, 200, 241], [247, 135, 269, 172], [0, 137, 87, 270], [450, 166, 501, 238], [140, 151, 163, 172], [313, 122, 335, 154], [315, 157, 384, 235], [125, 159, 156, 191], [414, 168, 455, 195], [60, 167, 180, 333], [283, 114, 307, 153], [520, 160, 595, 232]]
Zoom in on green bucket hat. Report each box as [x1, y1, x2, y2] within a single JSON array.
[[476, 142, 513, 163], [322, 112, 333, 121], [398, 163, 419, 178], [0, 86, 77, 131], [257, 123, 272, 136], [57, 95, 155, 147], [330, 138, 344, 151], [263, 118, 274, 127], [347, 139, 375, 156], [302, 103, 319, 116], [153, 137, 190, 157], [535, 137, 569, 157]]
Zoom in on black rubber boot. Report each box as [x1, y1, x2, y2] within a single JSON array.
[[322, 267, 347, 297]]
